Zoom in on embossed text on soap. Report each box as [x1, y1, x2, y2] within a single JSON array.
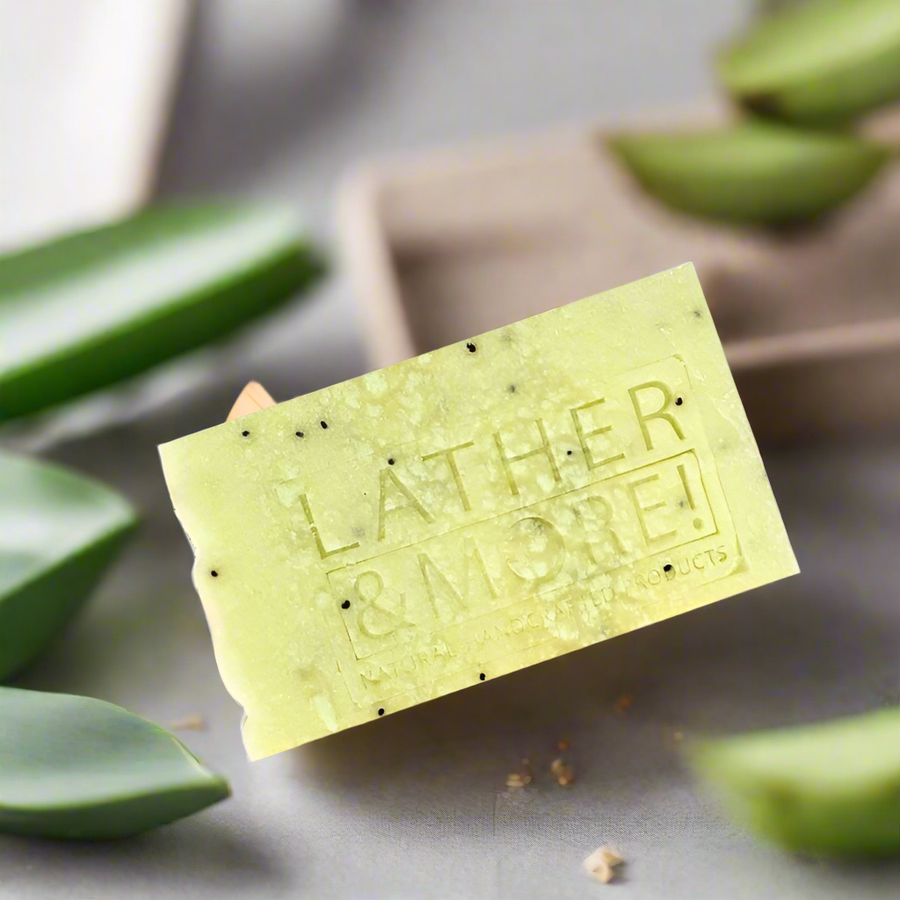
[[279, 356, 738, 679], [328, 450, 720, 660], [280, 356, 713, 565]]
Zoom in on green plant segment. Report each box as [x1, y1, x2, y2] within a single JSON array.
[[0, 687, 229, 839], [609, 120, 891, 226], [720, 0, 900, 126], [612, 0, 900, 225], [0, 202, 325, 422], [692, 707, 900, 858], [0, 451, 136, 681]]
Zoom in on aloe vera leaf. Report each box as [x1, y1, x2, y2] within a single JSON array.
[[0, 450, 136, 681], [0, 687, 229, 839], [720, 0, 900, 126], [609, 119, 891, 226], [0, 202, 325, 421], [692, 707, 900, 858]]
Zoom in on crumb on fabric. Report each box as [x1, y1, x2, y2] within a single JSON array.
[[557, 738, 569, 751], [550, 757, 574, 786], [506, 773, 527, 789], [613, 694, 633, 715], [583, 845, 625, 883], [168, 714, 206, 731], [506, 757, 534, 790]]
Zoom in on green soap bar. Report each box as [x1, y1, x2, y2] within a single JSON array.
[[692, 707, 900, 858], [159, 264, 798, 759], [0, 451, 136, 681]]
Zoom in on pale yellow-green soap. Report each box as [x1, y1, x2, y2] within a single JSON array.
[[159, 264, 798, 759]]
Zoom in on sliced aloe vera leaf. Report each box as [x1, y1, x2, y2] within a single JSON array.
[[0, 202, 325, 422], [609, 119, 891, 226], [719, 0, 900, 125], [0, 450, 136, 681], [691, 707, 900, 858], [0, 687, 229, 839]]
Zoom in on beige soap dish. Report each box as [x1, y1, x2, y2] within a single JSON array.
[[337, 114, 900, 444]]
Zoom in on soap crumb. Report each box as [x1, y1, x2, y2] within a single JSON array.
[[613, 694, 634, 715], [168, 714, 206, 731], [550, 757, 574, 786], [583, 845, 625, 883], [506, 758, 533, 790]]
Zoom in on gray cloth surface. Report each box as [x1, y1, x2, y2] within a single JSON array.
[[3, 392, 899, 899]]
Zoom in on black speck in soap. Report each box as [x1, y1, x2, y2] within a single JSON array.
[[211, 570, 218, 577], [320, 421, 328, 429], [241, 431, 250, 437], [675, 397, 683, 406], [479, 673, 486, 681], [378, 708, 385, 716], [508, 384, 516, 393], [341, 600, 351, 610], [693, 309, 703, 319], [664, 564, 673, 573], [388, 458, 395, 466], [466, 342, 477, 353], [296, 431, 304, 438], [567, 450, 573, 456]]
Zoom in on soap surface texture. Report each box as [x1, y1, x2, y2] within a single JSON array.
[[160, 264, 797, 759]]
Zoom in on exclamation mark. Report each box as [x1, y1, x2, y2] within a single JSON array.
[[678, 462, 704, 530]]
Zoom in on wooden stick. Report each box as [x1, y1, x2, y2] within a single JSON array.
[[226, 381, 276, 422], [727, 317, 900, 371]]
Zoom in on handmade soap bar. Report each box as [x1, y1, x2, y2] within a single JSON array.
[[160, 264, 798, 759]]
